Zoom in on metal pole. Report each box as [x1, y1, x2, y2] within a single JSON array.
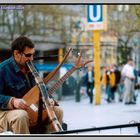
[[75, 33, 81, 102], [58, 48, 63, 100], [93, 30, 101, 105]]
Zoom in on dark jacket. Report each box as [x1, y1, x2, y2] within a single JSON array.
[[85, 71, 94, 86], [0, 56, 35, 109], [114, 69, 121, 84]]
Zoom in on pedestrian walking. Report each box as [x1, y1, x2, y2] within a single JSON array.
[[121, 58, 136, 105], [85, 65, 94, 104]]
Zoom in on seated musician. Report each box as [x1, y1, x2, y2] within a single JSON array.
[[0, 36, 63, 134]]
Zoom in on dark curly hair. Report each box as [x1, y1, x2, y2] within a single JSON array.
[[11, 36, 35, 54]]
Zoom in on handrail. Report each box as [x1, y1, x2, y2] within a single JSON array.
[[52, 123, 140, 134]]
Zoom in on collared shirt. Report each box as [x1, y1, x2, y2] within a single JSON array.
[[0, 56, 35, 109], [88, 71, 93, 83], [121, 64, 135, 79]]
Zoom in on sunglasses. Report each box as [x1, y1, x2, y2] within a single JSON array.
[[22, 52, 34, 57]]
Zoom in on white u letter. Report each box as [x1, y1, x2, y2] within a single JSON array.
[[89, 5, 101, 21]]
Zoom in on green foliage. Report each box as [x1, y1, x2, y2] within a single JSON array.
[[108, 5, 140, 65], [0, 5, 79, 46], [117, 46, 132, 65]]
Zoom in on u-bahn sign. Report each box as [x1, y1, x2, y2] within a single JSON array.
[[87, 5, 107, 31]]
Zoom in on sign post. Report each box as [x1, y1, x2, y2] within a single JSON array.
[[87, 5, 107, 105], [58, 48, 63, 62]]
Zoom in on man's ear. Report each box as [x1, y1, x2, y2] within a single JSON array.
[[13, 50, 20, 57]]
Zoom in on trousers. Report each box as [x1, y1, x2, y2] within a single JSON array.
[[0, 106, 63, 134], [123, 78, 135, 103]]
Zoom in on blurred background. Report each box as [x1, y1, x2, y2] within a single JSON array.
[[0, 4, 140, 102]]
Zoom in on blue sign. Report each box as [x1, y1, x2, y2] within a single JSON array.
[[87, 5, 105, 30], [35, 63, 73, 72], [87, 5, 103, 23]]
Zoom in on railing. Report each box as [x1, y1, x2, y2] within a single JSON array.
[[52, 123, 140, 134]]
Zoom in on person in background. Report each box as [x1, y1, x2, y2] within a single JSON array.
[[118, 64, 125, 102], [112, 64, 122, 102], [0, 36, 63, 134], [121, 58, 136, 105], [109, 65, 116, 102], [101, 64, 115, 103], [85, 65, 94, 104]]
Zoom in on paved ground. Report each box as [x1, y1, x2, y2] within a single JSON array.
[[59, 91, 140, 135]]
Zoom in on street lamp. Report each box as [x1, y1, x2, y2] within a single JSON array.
[[74, 20, 84, 102]]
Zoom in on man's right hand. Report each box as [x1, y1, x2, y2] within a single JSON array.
[[12, 98, 29, 110]]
